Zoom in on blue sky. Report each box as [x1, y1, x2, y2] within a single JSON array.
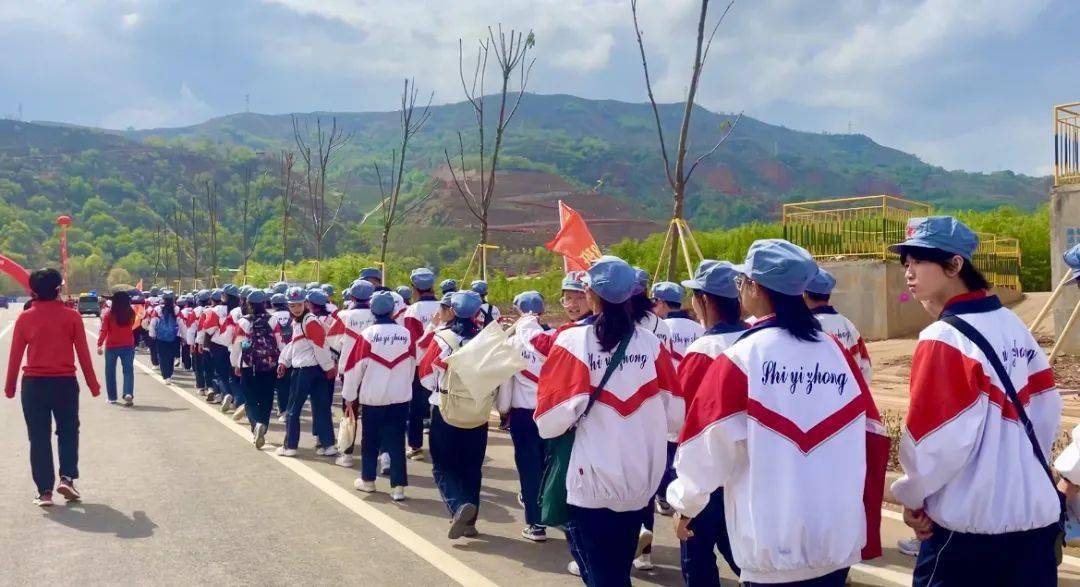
[[0, 0, 1074, 175]]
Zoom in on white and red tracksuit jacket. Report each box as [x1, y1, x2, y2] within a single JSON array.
[[341, 320, 416, 406], [180, 307, 199, 345], [638, 311, 672, 351], [662, 311, 705, 370], [402, 298, 443, 359], [497, 315, 549, 413], [890, 291, 1061, 534], [331, 307, 375, 372], [197, 304, 220, 347], [528, 314, 595, 358], [206, 305, 232, 347], [270, 309, 292, 346], [277, 313, 335, 371], [667, 318, 889, 584], [812, 306, 872, 383], [534, 325, 682, 512], [230, 314, 285, 369], [418, 327, 464, 407], [671, 322, 748, 440]]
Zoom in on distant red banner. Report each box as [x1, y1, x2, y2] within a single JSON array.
[[0, 253, 31, 293], [545, 200, 602, 272]]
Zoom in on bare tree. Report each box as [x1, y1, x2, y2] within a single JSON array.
[[632, 0, 742, 279], [189, 191, 200, 288], [201, 176, 221, 287], [278, 150, 297, 281], [173, 202, 183, 287], [376, 78, 434, 264], [292, 115, 353, 281], [239, 154, 269, 280], [444, 25, 535, 280]]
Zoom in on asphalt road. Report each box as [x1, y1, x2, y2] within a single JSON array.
[[1, 306, 1077, 586]]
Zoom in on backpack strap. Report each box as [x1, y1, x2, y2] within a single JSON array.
[[939, 314, 1063, 516], [576, 331, 634, 424]]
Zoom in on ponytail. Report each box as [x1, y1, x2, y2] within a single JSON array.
[[448, 316, 480, 341], [763, 288, 821, 342], [594, 299, 634, 352]]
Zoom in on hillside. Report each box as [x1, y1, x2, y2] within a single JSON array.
[[127, 93, 1051, 224]]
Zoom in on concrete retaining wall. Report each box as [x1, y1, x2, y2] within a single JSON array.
[[1051, 184, 1080, 355]]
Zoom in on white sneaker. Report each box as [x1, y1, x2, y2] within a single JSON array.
[[252, 423, 266, 449], [633, 553, 655, 571], [567, 561, 581, 577], [122, 394, 133, 407], [379, 453, 391, 475], [163, 377, 172, 384], [277, 413, 286, 424], [354, 479, 376, 493], [897, 538, 921, 557], [322, 446, 339, 457], [275, 446, 297, 457], [406, 447, 425, 461], [390, 486, 406, 502], [220, 395, 234, 413], [315, 446, 327, 456], [232, 404, 247, 421], [334, 454, 354, 467], [636, 527, 653, 558]]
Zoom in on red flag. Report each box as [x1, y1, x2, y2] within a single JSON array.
[[135, 278, 144, 291], [545, 201, 602, 271], [0, 253, 31, 293]]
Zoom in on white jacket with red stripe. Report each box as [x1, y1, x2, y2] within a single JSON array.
[[331, 307, 375, 372], [277, 313, 335, 371], [208, 305, 233, 346], [496, 315, 549, 412], [662, 312, 705, 370], [418, 327, 463, 407], [812, 306, 872, 383], [402, 299, 443, 360], [890, 292, 1061, 534], [179, 307, 199, 345], [534, 325, 682, 512], [666, 320, 888, 584], [341, 321, 416, 405], [673, 323, 748, 438]]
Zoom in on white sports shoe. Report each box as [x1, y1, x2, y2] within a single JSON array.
[[231, 404, 247, 421], [252, 423, 267, 449], [354, 479, 376, 493], [322, 446, 339, 457], [122, 394, 133, 407], [379, 453, 391, 475], [567, 561, 581, 577], [219, 395, 234, 413], [897, 538, 921, 557], [334, 454, 354, 467], [390, 486, 406, 502], [633, 553, 655, 571], [277, 413, 286, 424], [636, 527, 653, 558], [275, 446, 297, 457]]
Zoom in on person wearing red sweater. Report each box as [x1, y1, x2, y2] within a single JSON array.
[[97, 290, 137, 405], [5, 268, 100, 507]]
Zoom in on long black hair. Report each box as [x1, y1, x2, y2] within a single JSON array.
[[763, 288, 821, 342], [225, 294, 240, 312], [629, 293, 652, 323], [899, 246, 990, 292], [162, 297, 177, 318], [111, 290, 135, 327], [701, 291, 742, 326], [249, 301, 268, 316], [595, 298, 635, 352], [448, 316, 480, 341]]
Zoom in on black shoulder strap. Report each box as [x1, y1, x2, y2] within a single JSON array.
[[578, 332, 633, 424], [940, 315, 1060, 501]]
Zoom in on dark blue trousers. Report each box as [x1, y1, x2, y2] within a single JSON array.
[[407, 376, 429, 450], [210, 343, 244, 405], [275, 369, 292, 415], [360, 401, 409, 487], [241, 368, 277, 429], [643, 441, 678, 533], [681, 488, 740, 586], [913, 522, 1058, 587], [429, 406, 487, 518], [195, 349, 213, 390], [21, 377, 80, 495], [744, 568, 849, 587], [508, 407, 544, 526], [157, 339, 179, 380], [566, 504, 644, 587], [284, 366, 335, 450]]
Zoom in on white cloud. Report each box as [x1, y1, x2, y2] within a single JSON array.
[[100, 83, 215, 129], [121, 12, 140, 29]]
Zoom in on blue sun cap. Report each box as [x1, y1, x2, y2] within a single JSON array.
[[889, 215, 979, 261], [681, 260, 739, 299], [369, 290, 396, 316], [1064, 243, 1080, 281], [650, 281, 684, 304], [305, 290, 329, 306], [285, 287, 305, 304], [359, 268, 382, 282], [410, 268, 436, 290], [584, 256, 636, 304], [247, 290, 269, 305], [349, 280, 374, 302], [471, 280, 489, 296], [513, 291, 545, 315], [732, 239, 818, 296], [440, 279, 459, 294], [561, 271, 586, 292], [805, 267, 837, 295], [450, 291, 483, 318]]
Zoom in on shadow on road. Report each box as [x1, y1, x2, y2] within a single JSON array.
[[44, 503, 157, 539], [125, 404, 188, 413]]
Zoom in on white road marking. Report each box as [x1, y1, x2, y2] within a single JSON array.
[[84, 324, 497, 587], [0, 321, 14, 342]]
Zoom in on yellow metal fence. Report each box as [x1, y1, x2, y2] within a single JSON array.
[[1056, 102, 1080, 187], [783, 195, 1021, 290]]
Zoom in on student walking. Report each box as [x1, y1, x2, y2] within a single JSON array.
[[535, 256, 682, 586], [97, 289, 137, 406], [419, 291, 487, 539], [342, 291, 416, 501], [667, 240, 888, 586], [5, 268, 101, 506], [149, 290, 181, 382], [230, 290, 281, 449], [275, 288, 338, 458], [888, 217, 1062, 587], [401, 268, 441, 460]]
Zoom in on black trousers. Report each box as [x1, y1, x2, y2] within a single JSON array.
[[241, 368, 277, 429], [147, 337, 159, 366], [180, 342, 192, 370], [21, 376, 80, 495], [913, 522, 1058, 587], [407, 376, 429, 450]]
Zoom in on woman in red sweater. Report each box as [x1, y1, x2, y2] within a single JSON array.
[[97, 290, 137, 406], [5, 268, 100, 507]]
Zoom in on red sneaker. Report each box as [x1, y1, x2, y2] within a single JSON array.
[[33, 492, 54, 507], [57, 477, 81, 501]]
